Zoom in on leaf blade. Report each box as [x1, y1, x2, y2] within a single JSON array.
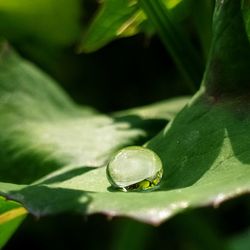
[[80, 0, 192, 52], [0, 197, 27, 249]]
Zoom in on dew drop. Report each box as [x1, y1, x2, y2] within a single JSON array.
[[106, 146, 163, 192]]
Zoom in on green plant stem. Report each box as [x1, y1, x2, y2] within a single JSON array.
[[139, 0, 203, 93]]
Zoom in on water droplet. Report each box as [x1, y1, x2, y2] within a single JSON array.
[[106, 146, 163, 192]]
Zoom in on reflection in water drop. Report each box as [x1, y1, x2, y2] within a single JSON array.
[[106, 146, 163, 192]]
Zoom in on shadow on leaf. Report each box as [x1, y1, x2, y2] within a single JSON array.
[[147, 97, 225, 189], [37, 166, 94, 185], [7, 185, 92, 217]]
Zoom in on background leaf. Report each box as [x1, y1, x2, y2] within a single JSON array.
[[79, 0, 139, 52], [0, 0, 81, 47], [0, 197, 27, 249], [114, 96, 190, 120], [80, 0, 193, 52]]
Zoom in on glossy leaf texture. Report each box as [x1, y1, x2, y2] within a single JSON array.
[[0, 0, 250, 226], [80, 0, 193, 52], [0, 0, 81, 47], [0, 197, 27, 249]]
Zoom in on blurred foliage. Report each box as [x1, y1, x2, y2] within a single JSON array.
[[0, 0, 81, 47], [79, 0, 194, 52], [0, 198, 27, 248]]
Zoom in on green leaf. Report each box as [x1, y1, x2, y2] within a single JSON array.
[[114, 96, 190, 121], [1, 0, 250, 226], [1, 86, 250, 223], [0, 0, 81, 47], [80, 0, 192, 52], [79, 0, 139, 52], [0, 197, 27, 249]]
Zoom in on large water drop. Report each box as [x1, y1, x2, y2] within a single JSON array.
[[106, 146, 163, 192]]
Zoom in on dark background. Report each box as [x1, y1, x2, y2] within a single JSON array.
[[17, 34, 189, 113]]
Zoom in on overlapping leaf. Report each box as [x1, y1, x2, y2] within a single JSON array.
[[80, 0, 193, 52], [0, 197, 27, 248]]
